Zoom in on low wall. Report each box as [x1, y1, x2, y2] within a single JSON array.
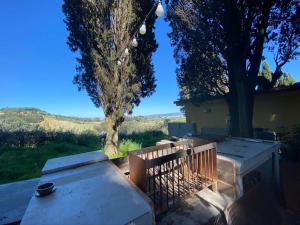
[[168, 122, 197, 137]]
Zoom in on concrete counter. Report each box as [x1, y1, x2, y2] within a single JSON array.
[[21, 152, 153, 225], [217, 137, 280, 199]]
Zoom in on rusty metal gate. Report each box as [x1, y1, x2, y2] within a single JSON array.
[[129, 139, 217, 214]]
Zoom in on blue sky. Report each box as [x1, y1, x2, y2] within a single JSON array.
[[0, 1, 299, 118]]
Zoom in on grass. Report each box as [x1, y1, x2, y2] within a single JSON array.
[[0, 131, 167, 184], [0, 142, 93, 184], [111, 139, 142, 159], [0, 108, 180, 184]]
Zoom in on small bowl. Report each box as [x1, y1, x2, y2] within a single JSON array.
[[36, 182, 55, 196]]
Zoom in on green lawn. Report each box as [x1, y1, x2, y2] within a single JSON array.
[[0, 131, 167, 184], [0, 142, 93, 184]]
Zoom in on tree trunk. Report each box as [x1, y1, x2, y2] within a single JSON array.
[[226, 95, 239, 136], [227, 57, 254, 138], [105, 116, 119, 156], [227, 83, 254, 138], [237, 82, 254, 137]]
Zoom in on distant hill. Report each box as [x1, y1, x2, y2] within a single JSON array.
[[144, 112, 184, 118], [0, 108, 102, 133], [0, 108, 185, 134], [0, 107, 101, 122]]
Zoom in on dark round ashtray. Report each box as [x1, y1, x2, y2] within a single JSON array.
[[36, 182, 55, 197]]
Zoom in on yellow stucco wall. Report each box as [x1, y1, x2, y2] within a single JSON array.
[[185, 90, 300, 134]]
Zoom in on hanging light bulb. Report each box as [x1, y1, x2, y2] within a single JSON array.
[[155, 1, 164, 17], [132, 38, 138, 47], [117, 60, 122, 66], [139, 23, 146, 35], [124, 48, 129, 56]]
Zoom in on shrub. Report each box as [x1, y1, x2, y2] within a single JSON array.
[[119, 139, 141, 155], [120, 131, 167, 148], [280, 124, 300, 163]]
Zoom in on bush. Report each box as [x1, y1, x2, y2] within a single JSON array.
[[120, 131, 167, 148], [280, 124, 300, 163], [114, 139, 142, 158], [0, 130, 105, 149]]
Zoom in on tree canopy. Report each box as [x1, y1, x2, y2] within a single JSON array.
[[260, 62, 272, 82], [258, 61, 296, 90], [277, 73, 296, 87], [167, 0, 299, 137], [63, 0, 158, 155]]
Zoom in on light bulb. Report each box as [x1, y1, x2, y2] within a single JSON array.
[[132, 38, 138, 47], [155, 2, 164, 17], [124, 48, 129, 56], [117, 60, 122, 66], [139, 23, 146, 35]]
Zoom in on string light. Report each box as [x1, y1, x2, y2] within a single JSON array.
[[132, 38, 138, 47], [155, 1, 164, 17], [117, 0, 165, 64], [124, 48, 129, 56], [139, 23, 147, 35]]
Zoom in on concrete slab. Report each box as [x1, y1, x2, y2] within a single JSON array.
[[0, 178, 39, 225], [21, 161, 153, 225], [217, 137, 279, 175], [217, 138, 280, 199], [41, 150, 108, 175]]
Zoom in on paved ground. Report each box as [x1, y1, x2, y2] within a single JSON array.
[[156, 195, 224, 225], [0, 178, 39, 225], [228, 184, 300, 225], [157, 184, 300, 225]]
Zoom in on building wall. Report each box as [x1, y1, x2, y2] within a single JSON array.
[[253, 90, 300, 131], [185, 89, 300, 134]]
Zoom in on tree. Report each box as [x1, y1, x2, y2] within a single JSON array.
[[257, 61, 272, 90], [258, 61, 296, 90], [176, 42, 229, 101], [269, 2, 300, 87], [167, 0, 299, 137], [277, 73, 296, 87], [167, 0, 228, 102], [260, 61, 272, 82], [63, 0, 158, 155]]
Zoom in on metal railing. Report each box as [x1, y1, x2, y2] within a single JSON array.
[[129, 139, 217, 214]]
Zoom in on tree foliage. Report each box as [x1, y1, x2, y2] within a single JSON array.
[[166, 0, 299, 137], [258, 61, 296, 90], [63, 0, 158, 155], [277, 73, 296, 87], [176, 49, 229, 101], [260, 62, 272, 82], [268, 1, 300, 87], [166, 0, 228, 101]]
